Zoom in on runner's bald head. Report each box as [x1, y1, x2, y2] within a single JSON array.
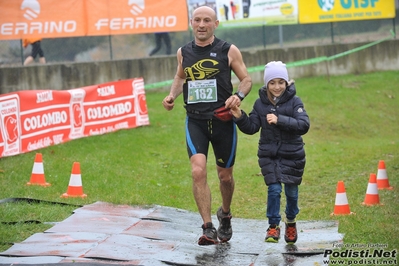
[[193, 5, 217, 20]]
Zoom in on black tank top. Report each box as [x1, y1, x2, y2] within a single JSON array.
[[181, 37, 232, 119]]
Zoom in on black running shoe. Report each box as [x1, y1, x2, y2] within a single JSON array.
[[216, 207, 232, 242], [198, 222, 219, 245]]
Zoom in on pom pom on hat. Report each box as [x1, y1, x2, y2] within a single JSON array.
[[264, 61, 289, 86]]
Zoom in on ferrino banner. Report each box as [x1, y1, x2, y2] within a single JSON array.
[[299, 0, 396, 24], [0, 78, 149, 158], [0, 0, 189, 40]]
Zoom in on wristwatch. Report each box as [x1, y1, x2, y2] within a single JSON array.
[[234, 91, 245, 101]]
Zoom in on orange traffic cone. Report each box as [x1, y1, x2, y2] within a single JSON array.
[[27, 153, 50, 186], [61, 162, 87, 198], [376, 160, 393, 190], [331, 181, 354, 215], [362, 173, 381, 206]]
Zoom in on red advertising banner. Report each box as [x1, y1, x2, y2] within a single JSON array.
[[0, 78, 149, 158], [0, 0, 189, 40]]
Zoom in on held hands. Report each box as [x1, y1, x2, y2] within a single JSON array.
[[225, 94, 242, 109], [225, 94, 243, 118], [266, 113, 278, 124], [230, 105, 242, 118], [162, 95, 175, 111]]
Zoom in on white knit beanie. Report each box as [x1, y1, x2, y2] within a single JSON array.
[[263, 61, 289, 86]]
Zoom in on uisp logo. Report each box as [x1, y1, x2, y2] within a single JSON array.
[[318, 0, 335, 11], [21, 0, 41, 20], [128, 0, 145, 16]]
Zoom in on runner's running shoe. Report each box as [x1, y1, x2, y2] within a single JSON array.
[[216, 207, 232, 242], [265, 224, 280, 243], [198, 222, 219, 245]]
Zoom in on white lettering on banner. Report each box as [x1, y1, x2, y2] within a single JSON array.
[[87, 102, 132, 119], [24, 111, 68, 131], [36, 91, 53, 103], [1, 107, 17, 115], [97, 85, 115, 97], [89, 129, 101, 135], [52, 134, 64, 144], [2, 147, 19, 156], [115, 122, 129, 129], [89, 122, 128, 136], [94, 16, 177, 30], [1, 21, 77, 35], [27, 137, 52, 151]]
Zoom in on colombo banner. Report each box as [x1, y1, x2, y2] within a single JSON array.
[[299, 0, 396, 24], [0, 78, 149, 158], [187, 0, 299, 27], [0, 0, 189, 40]]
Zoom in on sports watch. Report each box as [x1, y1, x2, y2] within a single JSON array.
[[234, 91, 245, 101]]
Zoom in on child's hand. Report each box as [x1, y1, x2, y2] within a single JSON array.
[[266, 113, 278, 124], [230, 106, 242, 118]]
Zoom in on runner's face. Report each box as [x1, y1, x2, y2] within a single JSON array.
[[267, 78, 287, 97], [191, 7, 219, 42]]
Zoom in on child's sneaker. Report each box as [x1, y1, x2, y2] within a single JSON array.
[[265, 224, 280, 243], [198, 222, 219, 245], [284, 221, 298, 244]]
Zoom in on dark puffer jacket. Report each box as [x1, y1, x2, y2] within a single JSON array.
[[234, 83, 310, 186]]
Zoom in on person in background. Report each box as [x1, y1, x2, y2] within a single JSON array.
[[149, 32, 172, 56], [230, 61, 310, 244], [230, 1, 236, 19], [162, 6, 252, 245], [23, 38, 46, 65], [242, 0, 251, 18]]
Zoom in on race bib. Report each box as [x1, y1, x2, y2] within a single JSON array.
[[187, 79, 217, 104]]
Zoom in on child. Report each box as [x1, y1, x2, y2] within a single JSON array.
[[230, 61, 310, 244]]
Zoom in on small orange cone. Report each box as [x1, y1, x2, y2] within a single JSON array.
[[27, 153, 50, 186], [331, 181, 354, 215], [61, 162, 87, 198], [376, 160, 393, 190], [362, 173, 381, 206]]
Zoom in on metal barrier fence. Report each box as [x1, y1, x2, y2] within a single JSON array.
[[0, 11, 397, 67]]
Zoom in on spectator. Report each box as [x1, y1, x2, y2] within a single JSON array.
[[23, 38, 46, 65], [149, 32, 172, 56]]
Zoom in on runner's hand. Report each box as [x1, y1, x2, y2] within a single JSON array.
[[162, 96, 175, 111]]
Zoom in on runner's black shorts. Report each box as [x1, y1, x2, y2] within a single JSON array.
[[185, 116, 237, 168], [31, 41, 44, 58]]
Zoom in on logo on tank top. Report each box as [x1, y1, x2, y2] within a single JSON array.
[[184, 59, 220, 81]]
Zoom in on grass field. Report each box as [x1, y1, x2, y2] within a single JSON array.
[[0, 71, 398, 254]]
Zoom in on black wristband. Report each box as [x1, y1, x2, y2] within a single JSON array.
[[234, 91, 245, 101]]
